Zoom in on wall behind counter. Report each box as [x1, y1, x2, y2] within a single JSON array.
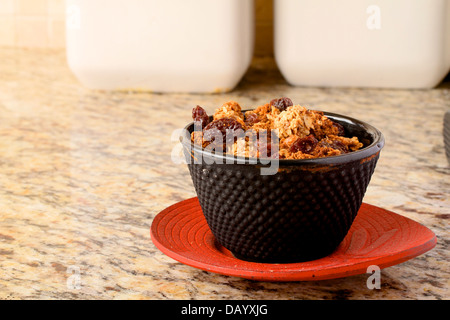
[[0, 0, 274, 58]]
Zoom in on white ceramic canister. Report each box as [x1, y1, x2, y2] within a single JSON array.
[[66, 0, 254, 93], [274, 0, 450, 89]]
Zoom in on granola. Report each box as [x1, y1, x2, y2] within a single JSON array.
[[191, 98, 364, 159]]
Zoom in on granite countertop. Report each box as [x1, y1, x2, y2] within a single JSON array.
[[0, 47, 448, 300]]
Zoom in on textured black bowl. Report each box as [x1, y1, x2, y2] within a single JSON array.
[[181, 111, 384, 263]]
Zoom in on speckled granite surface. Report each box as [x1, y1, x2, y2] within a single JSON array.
[[0, 47, 448, 300]]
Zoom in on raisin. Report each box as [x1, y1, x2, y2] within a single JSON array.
[[203, 117, 244, 143], [289, 135, 318, 154], [333, 141, 348, 153], [332, 121, 345, 136], [245, 112, 260, 126], [270, 97, 293, 112], [192, 105, 210, 129], [257, 130, 275, 158], [320, 140, 349, 154]]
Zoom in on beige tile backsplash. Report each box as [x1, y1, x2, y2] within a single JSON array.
[[0, 0, 274, 56], [0, 0, 65, 47]]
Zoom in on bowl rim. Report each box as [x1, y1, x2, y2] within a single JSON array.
[[181, 109, 385, 166]]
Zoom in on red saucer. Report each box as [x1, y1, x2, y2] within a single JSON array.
[[150, 197, 436, 281]]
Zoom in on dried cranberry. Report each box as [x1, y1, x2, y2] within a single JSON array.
[[270, 97, 293, 112], [203, 117, 244, 143], [289, 135, 318, 154], [192, 105, 210, 129]]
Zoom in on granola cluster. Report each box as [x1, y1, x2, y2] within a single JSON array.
[[191, 98, 363, 159]]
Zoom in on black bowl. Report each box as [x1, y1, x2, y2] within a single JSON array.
[[181, 111, 384, 263]]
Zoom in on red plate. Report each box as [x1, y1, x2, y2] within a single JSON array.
[[150, 197, 436, 281]]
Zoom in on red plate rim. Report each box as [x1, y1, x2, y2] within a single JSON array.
[[150, 197, 436, 281]]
